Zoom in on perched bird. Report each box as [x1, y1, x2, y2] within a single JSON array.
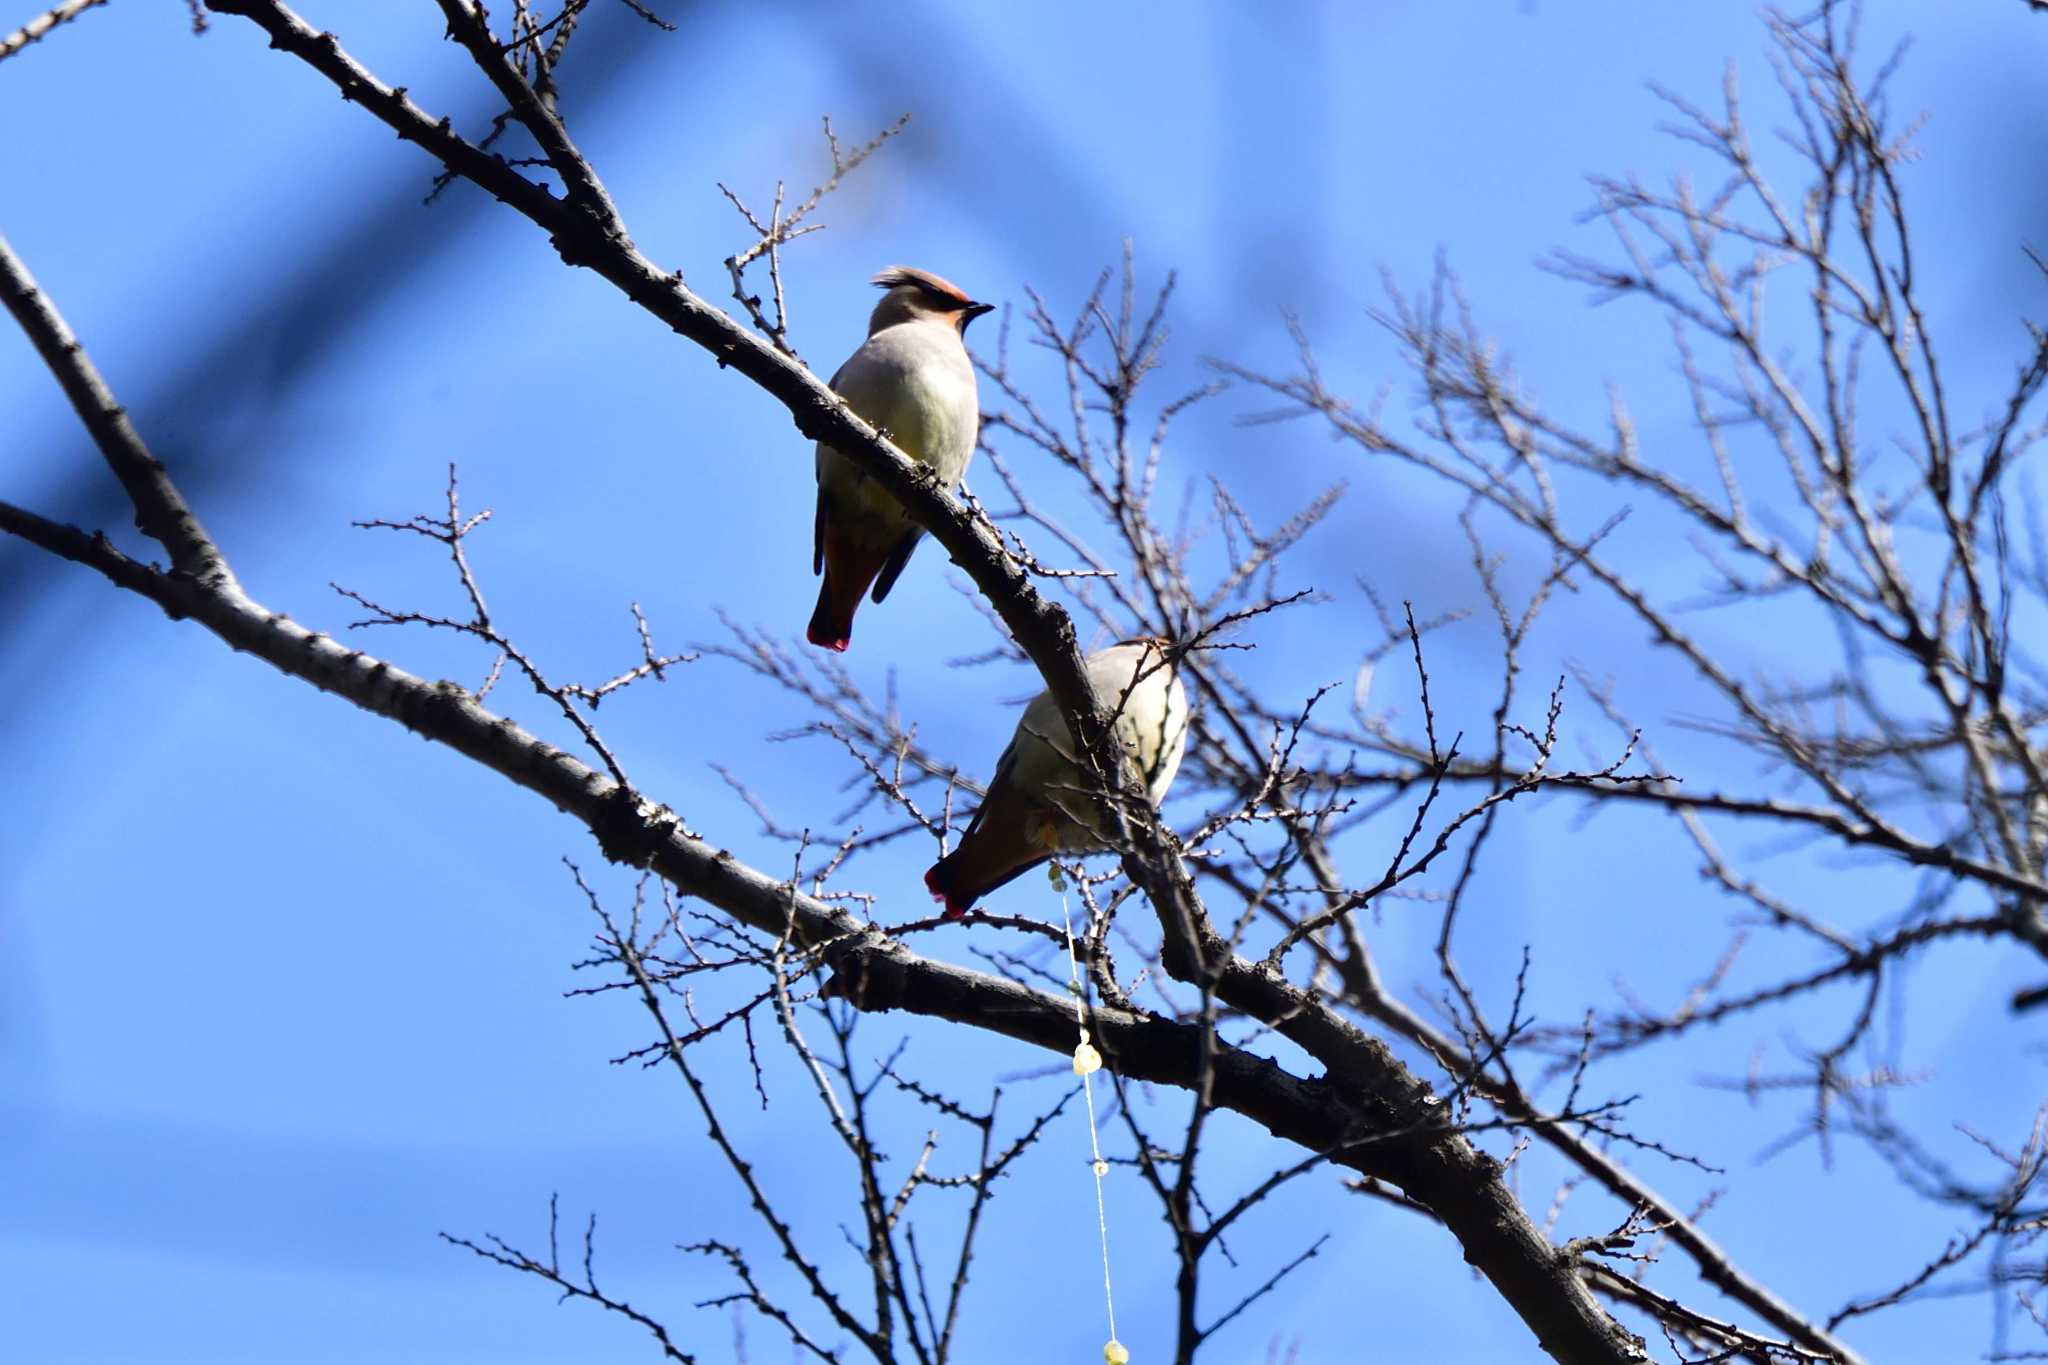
[[925, 638, 1189, 918], [809, 266, 994, 651]]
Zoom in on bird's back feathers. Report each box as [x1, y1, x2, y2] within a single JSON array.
[[924, 640, 1189, 917]]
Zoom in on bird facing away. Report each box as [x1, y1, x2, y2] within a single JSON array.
[[925, 638, 1189, 918], [808, 266, 994, 651]]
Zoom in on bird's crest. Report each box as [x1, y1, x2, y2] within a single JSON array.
[[872, 265, 975, 308]]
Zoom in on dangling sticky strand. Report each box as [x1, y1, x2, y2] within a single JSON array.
[[1054, 862, 1127, 1365]]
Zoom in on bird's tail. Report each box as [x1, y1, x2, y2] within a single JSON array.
[[923, 805, 1056, 919], [808, 533, 889, 652]]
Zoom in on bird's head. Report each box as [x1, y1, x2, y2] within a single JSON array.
[[869, 265, 996, 337]]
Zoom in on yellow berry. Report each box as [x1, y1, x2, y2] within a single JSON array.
[[1104, 1341, 1130, 1365]]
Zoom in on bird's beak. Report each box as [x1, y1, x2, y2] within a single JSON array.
[[962, 301, 996, 325]]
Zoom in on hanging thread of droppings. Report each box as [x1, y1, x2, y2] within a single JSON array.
[[1054, 862, 1126, 1365]]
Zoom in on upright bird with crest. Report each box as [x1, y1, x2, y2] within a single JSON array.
[[808, 266, 994, 651], [925, 638, 1190, 918]]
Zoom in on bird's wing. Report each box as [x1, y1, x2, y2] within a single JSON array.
[[812, 487, 827, 576], [1016, 688, 1079, 767], [869, 528, 923, 603], [1008, 705, 1105, 839], [815, 353, 850, 577], [962, 736, 1021, 840]]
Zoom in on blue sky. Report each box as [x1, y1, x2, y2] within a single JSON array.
[[4, 2, 2047, 1360]]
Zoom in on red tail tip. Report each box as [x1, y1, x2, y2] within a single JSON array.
[[924, 865, 966, 920], [806, 625, 851, 653]]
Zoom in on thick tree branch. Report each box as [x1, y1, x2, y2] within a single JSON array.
[[430, 0, 621, 218], [0, 498, 179, 606], [0, 235, 233, 589]]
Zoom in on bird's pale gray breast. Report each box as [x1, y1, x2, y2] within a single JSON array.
[[832, 323, 979, 485]]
